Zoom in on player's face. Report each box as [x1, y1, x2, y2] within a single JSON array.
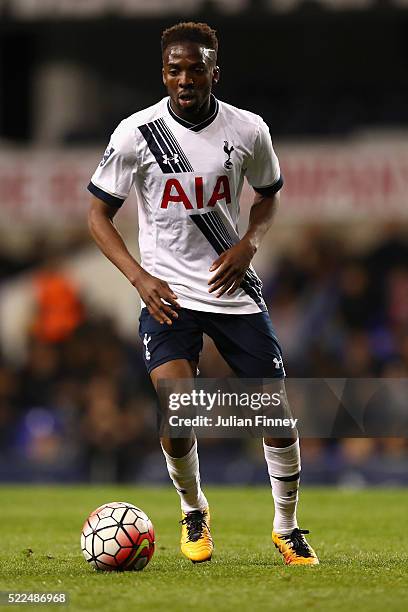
[[162, 42, 220, 120]]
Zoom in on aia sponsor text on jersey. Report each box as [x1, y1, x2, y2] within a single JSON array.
[[161, 175, 231, 210]]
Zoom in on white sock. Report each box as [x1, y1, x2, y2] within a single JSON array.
[[263, 439, 301, 535], [161, 440, 208, 513]]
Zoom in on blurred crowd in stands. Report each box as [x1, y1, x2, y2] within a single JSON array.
[[0, 225, 407, 484]]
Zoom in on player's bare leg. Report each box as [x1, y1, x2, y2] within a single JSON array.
[[151, 359, 213, 563], [262, 381, 318, 565]]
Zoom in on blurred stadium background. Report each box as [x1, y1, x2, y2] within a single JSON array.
[[0, 0, 407, 487]]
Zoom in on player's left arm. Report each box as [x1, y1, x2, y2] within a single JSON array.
[[209, 117, 281, 297], [208, 191, 279, 297]]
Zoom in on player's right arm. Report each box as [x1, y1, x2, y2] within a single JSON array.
[[87, 121, 179, 325], [88, 196, 179, 325]]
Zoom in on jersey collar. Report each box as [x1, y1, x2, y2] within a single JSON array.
[[167, 95, 219, 132]]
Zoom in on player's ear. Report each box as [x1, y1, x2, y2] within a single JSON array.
[[162, 67, 167, 86], [212, 66, 220, 84]]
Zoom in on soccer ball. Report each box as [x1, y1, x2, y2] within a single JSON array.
[[81, 501, 155, 571]]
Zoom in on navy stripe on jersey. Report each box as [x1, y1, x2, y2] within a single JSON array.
[[190, 210, 267, 311], [138, 120, 193, 173], [167, 95, 219, 133], [156, 119, 194, 171], [203, 212, 266, 311]]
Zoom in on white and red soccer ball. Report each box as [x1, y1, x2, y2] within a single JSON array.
[[81, 502, 155, 571]]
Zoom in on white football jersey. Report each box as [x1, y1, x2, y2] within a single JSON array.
[[88, 96, 283, 314]]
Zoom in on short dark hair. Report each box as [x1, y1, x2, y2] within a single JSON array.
[[161, 21, 218, 58]]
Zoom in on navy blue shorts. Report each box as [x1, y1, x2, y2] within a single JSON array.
[[138, 307, 285, 379]]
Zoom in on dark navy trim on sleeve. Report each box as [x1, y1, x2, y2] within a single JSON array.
[[253, 175, 284, 196], [87, 182, 124, 208]]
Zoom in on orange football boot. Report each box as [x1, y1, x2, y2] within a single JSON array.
[[272, 528, 319, 565], [180, 508, 213, 563]]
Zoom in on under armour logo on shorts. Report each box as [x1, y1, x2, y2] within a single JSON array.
[[273, 356, 285, 375]]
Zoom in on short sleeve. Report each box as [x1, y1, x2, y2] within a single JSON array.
[[245, 119, 283, 196], [87, 121, 137, 207]]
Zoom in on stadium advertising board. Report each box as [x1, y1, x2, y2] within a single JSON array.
[[4, 0, 408, 19], [1, 139, 408, 227]]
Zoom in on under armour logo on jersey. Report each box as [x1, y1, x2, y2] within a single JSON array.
[[162, 153, 180, 165], [99, 146, 114, 167], [223, 141, 234, 169], [143, 334, 152, 360]]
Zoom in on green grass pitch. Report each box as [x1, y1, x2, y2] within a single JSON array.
[[0, 486, 407, 611]]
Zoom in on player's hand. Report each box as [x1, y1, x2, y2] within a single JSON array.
[[132, 270, 180, 325], [208, 239, 256, 297]]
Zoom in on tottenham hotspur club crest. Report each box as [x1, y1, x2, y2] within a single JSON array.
[[143, 334, 151, 361], [223, 141, 234, 169]]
